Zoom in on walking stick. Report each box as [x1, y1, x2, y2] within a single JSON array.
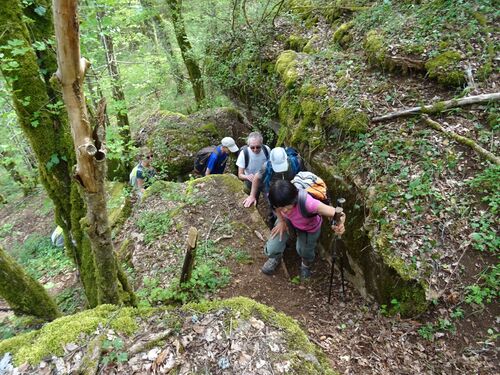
[[327, 198, 345, 303]]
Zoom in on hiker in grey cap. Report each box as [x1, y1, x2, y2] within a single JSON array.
[[236, 132, 270, 195]]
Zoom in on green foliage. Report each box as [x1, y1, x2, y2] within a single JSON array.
[[11, 234, 73, 280], [233, 249, 253, 265], [137, 241, 231, 306], [450, 307, 464, 319], [467, 165, 500, 254], [465, 264, 499, 306], [0, 315, 43, 340], [101, 338, 128, 365], [418, 318, 456, 341], [137, 211, 172, 245]]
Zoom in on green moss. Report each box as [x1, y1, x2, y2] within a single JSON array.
[[0, 247, 60, 321], [332, 22, 353, 46], [0, 305, 138, 365], [363, 30, 386, 67], [303, 35, 320, 54], [326, 101, 368, 134], [286, 35, 308, 52], [199, 122, 219, 136], [288, 0, 314, 20], [188, 174, 244, 194], [275, 50, 299, 88], [425, 51, 465, 87]]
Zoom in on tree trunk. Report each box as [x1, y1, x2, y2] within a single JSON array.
[[52, 0, 134, 305], [140, 0, 185, 95], [95, 8, 131, 173], [0, 0, 99, 306], [166, 0, 205, 105], [0, 246, 60, 321]]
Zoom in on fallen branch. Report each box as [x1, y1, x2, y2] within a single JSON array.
[[372, 92, 500, 122], [422, 115, 500, 165]]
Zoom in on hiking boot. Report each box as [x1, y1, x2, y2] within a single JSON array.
[[300, 263, 312, 280], [261, 257, 281, 275]]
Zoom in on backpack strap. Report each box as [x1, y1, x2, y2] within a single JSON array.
[[264, 161, 273, 192], [242, 145, 250, 169], [298, 189, 316, 218], [263, 145, 270, 160]]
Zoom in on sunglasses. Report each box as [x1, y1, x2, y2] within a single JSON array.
[[146, 155, 153, 159], [250, 146, 262, 150]]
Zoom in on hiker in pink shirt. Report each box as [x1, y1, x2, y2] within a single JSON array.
[[261, 179, 345, 279]]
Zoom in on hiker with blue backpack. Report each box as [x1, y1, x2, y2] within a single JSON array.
[[129, 149, 156, 198], [236, 132, 271, 195], [261, 179, 346, 279], [242, 146, 304, 208], [194, 137, 239, 176]]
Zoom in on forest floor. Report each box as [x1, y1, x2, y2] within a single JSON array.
[[0, 180, 498, 374]]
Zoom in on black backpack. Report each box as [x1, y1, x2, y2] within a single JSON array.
[[241, 145, 270, 169], [194, 146, 218, 174]]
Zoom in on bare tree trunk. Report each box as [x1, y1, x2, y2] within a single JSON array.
[[166, 0, 205, 105], [0, 246, 60, 320], [52, 0, 134, 305], [95, 8, 131, 170], [372, 92, 500, 122]]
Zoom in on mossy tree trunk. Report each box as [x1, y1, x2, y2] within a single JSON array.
[[166, 0, 205, 105], [0, 246, 60, 321], [95, 7, 132, 176], [0, 0, 100, 307], [140, 0, 185, 95], [52, 0, 135, 306]]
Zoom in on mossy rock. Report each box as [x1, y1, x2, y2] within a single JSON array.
[[332, 21, 353, 47], [286, 35, 308, 52], [147, 108, 249, 181], [326, 100, 368, 134], [425, 51, 465, 87], [303, 35, 320, 54], [0, 298, 336, 374], [275, 50, 300, 88], [288, 0, 314, 20], [363, 30, 388, 68], [0, 304, 140, 365]]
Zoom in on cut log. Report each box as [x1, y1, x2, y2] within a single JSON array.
[[372, 92, 500, 122], [422, 115, 500, 165], [180, 227, 198, 284]]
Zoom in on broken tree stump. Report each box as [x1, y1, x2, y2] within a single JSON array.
[[180, 227, 198, 284]]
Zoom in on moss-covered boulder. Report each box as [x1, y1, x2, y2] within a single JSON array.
[[136, 108, 250, 181], [0, 298, 336, 374], [286, 34, 308, 52], [332, 21, 353, 47], [425, 50, 465, 87], [363, 30, 389, 69], [276, 50, 300, 88]]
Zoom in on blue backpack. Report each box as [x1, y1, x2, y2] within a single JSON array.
[[263, 147, 304, 191]]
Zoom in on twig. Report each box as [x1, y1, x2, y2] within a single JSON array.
[[422, 115, 500, 165], [205, 214, 220, 242], [213, 234, 233, 243]]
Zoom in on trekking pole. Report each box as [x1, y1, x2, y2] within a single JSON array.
[[327, 197, 345, 304]]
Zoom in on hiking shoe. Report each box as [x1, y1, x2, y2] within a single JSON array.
[[300, 263, 312, 280], [261, 257, 281, 275]]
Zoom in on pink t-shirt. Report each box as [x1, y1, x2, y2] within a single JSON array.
[[282, 194, 322, 232]]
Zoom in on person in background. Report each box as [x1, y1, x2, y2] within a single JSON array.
[[129, 149, 156, 198], [236, 132, 270, 195], [205, 137, 239, 175]]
